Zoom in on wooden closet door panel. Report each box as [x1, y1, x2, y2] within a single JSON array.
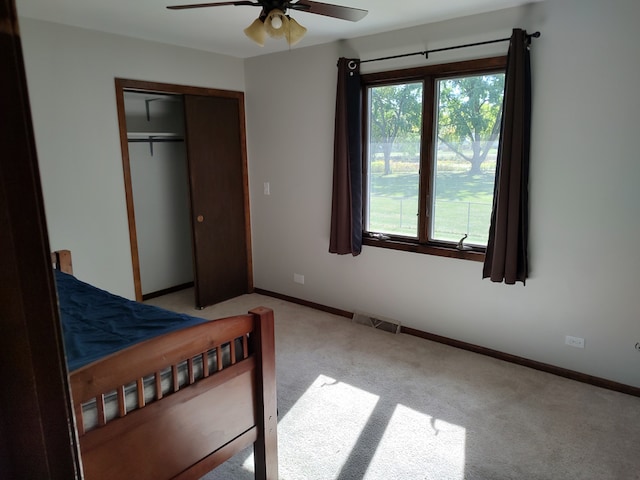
[[184, 95, 249, 308]]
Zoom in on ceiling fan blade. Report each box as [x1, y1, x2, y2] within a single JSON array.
[[289, 1, 367, 22], [167, 1, 259, 10]]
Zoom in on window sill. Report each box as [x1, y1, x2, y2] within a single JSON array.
[[362, 237, 485, 262]]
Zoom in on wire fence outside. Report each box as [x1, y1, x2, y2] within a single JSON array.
[[368, 195, 492, 245]]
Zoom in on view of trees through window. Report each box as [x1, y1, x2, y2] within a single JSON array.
[[367, 82, 423, 237], [366, 71, 505, 247]]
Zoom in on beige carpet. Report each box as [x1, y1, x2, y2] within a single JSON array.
[[147, 290, 640, 480]]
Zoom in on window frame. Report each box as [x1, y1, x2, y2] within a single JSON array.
[[361, 56, 507, 262]]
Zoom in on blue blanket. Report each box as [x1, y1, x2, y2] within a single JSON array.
[[55, 270, 206, 371]]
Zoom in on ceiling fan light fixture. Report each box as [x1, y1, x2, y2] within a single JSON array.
[[264, 9, 288, 38], [243, 17, 267, 46], [168, 1, 368, 48], [285, 16, 307, 46]]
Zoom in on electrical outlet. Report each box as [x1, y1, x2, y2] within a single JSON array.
[[293, 273, 304, 285], [565, 335, 585, 348], [263, 182, 270, 195]]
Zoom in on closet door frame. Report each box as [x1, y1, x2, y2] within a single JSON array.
[[114, 78, 253, 302]]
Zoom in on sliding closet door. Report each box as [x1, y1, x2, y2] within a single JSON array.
[[184, 95, 249, 308]]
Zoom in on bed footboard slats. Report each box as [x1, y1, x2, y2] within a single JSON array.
[[172, 364, 180, 393], [216, 345, 223, 371], [74, 324, 256, 434], [230, 340, 237, 365], [136, 378, 145, 408], [117, 385, 126, 417], [155, 371, 163, 400], [96, 394, 106, 428], [71, 314, 255, 404], [187, 357, 195, 384], [242, 335, 249, 359], [202, 352, 210, 378]]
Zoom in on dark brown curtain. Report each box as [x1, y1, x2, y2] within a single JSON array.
[[330, 58, 363, 255], [483, 29, 532, 284]]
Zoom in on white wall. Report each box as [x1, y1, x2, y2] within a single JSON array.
[[245, 0, 640, 387], [19, 17, 245, 297]]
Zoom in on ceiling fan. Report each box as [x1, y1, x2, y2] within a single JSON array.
[[167, 1, 368, 46]]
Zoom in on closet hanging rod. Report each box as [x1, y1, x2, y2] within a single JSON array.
[[127, 136, 184, 156], [359, 31, 540, 64], [127, 138, 184, 142]]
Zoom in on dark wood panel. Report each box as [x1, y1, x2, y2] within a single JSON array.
[[173, 427, 258, 480], [184, 95, 250, 308], [0, 1, 81, 476]]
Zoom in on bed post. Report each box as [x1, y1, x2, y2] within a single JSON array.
[[250, 307, 278, 480], [51, 249, 73, 274]]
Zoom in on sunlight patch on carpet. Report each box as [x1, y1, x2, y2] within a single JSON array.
[[364, 404, 466, 480], [236, 453, 255, 474], [276, 374, 380, 480]]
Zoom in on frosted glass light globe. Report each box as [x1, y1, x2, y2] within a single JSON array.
[[270, 15, 283, 29]]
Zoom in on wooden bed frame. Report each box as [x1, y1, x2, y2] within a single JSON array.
[[51, 250, 278, 479]]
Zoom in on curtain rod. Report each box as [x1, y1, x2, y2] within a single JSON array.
[[359, 31, 540, 64]]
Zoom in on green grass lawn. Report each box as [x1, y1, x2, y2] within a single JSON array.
[[368, 169, 495, 245]]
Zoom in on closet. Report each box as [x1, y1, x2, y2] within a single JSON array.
[[124, 91, 192, 298], [116, 79, 252, 309]]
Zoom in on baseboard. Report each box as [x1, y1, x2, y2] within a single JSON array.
[[142, 282, 194, 301], [254, 288, 640, 398], [254, 288, 353, 319]]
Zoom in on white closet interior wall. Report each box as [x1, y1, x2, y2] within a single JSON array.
[[124, 91, 194, 296]]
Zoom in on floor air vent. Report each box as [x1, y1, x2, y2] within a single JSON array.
[[352, 311, 401, 334]]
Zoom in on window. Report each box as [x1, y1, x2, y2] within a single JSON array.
[[362, 57, 506, 260]]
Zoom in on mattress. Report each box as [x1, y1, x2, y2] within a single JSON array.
[[54, 269, 206, 371]]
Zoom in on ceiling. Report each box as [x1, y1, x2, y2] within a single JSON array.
[[16, 0, 538, 59]]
